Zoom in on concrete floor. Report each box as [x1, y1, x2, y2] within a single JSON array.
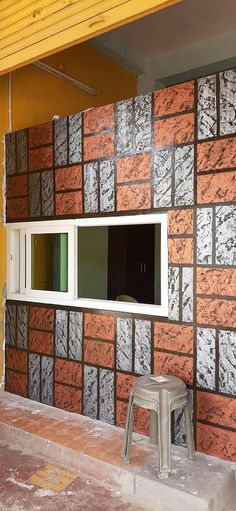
[[0, 442, 145, 511]]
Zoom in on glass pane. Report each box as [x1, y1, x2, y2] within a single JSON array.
[[78, 224, 161, 305], [31, 233, 68, 292]]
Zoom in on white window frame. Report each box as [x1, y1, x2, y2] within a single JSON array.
[[6, 213, 168, 317]]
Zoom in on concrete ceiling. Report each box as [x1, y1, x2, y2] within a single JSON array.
[[92, 0, 236, 92]]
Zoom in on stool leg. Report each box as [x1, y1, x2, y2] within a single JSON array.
[[150, 410, 158, 445], [184, 401, 195, 460], [157, 390, 171, 479], [122, 395, 134, 463]]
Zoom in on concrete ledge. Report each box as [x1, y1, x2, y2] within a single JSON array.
[[0, 392, 235, 511]]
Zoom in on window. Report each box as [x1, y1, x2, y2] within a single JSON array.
[[8, 224, 75, 301], [7, 214, 168, 316]]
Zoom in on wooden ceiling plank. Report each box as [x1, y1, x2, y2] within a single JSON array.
[[0, 0, 126, 48], [0, 0, 56, 24], [0, 0, 181, 74], [0, 0, 79, 33]]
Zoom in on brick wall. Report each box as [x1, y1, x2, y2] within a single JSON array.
[[5, 69, 236, 462]]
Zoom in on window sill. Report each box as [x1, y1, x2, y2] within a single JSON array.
[[6, 293, 168, 317]]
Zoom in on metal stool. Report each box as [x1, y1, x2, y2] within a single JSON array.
[[122, 374, 195, 479]]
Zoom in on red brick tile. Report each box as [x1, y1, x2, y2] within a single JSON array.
[[84, 313, 115, 340], [5, 347, 27, 373], [29, 146, 53, 171], [55, 165, 82, 191], [196, 268, 236, 297], [154, 352, 193, 385], [5, 370, 27, 397], [54, 383, 82, 413], [154, 323, 193, 354], [84, 104, 115, 134], [154, 113, 194, 148], [7, 197, 28, 219], [197, 171, 236, 204], [154, 81, 194, 117], [55, 359, 82, 387], [168, 209, 193, 235], [29, 306, 55, 331], [84, 339, 114, 368], [197, 138, 236, 172], [6, 175, 28, 198], [55, 191, 82, 215], [115, 400, 149, 435], [197, 422, 236, 462], [116, 400, 128, 428], [168, 238, 193, 264], [29, 330, 54, 355], [197, 391, 236, 429], [134, 407, 149, 435], [83, 133, 114, 161], [29, 122, 53, 147], [116, 153, 151, 183], [117, 183, 151, 211], [197, 298, 236, 328], [116, 373, 136, 400]]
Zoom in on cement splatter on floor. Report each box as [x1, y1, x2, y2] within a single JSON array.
[[0, 443, 146, 511]]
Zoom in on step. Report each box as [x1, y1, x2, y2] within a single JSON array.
[[0, 392, 235, 511]]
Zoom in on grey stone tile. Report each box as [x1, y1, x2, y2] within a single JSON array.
[[134, 93, 152, 152], [5, 132, 16, 175], [68, 311, 83, 361], [100, 159, 115, 212], [69, 113, 82, 164], [174, 145, 194, 206], [16, 129, 28, 174], [197, 75, 217, 139], [54, 117, 68, 166], [153, 148, 173, 208], [116, 318, 132, 372], [196, 207, 213, 264], [219, 330, 236, 394], [5, 304, 16, 346], [196, 327, 216, 390], [41, 356, 54, 405], [116, 99, 133, 155], [84, 162, 98, 213], [41, 170, 54, 216], [182, 267, 193, 323], [168, 267, 180, 321], [17, 305, 28, 349], [83, 365, 98, 419], [215, 205, 236, 265], [99, 369, 114, 425], [29, 353, 40, 402], [55, 309, 68, 358], [29, 172, 41, 217], [174, 390, 193, 447], [134, 319, 151, 375], [220, 69, 236, 136]]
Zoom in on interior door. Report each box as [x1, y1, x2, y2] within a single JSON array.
[[108, 224, 155, 304], [126, 225, 154, 304]]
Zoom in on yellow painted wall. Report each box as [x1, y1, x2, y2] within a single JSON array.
[[0, 41, 136, 388]]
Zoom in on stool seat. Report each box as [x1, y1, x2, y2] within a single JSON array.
[[122, 374, 195, 479], [133, 375, 186, 401]]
